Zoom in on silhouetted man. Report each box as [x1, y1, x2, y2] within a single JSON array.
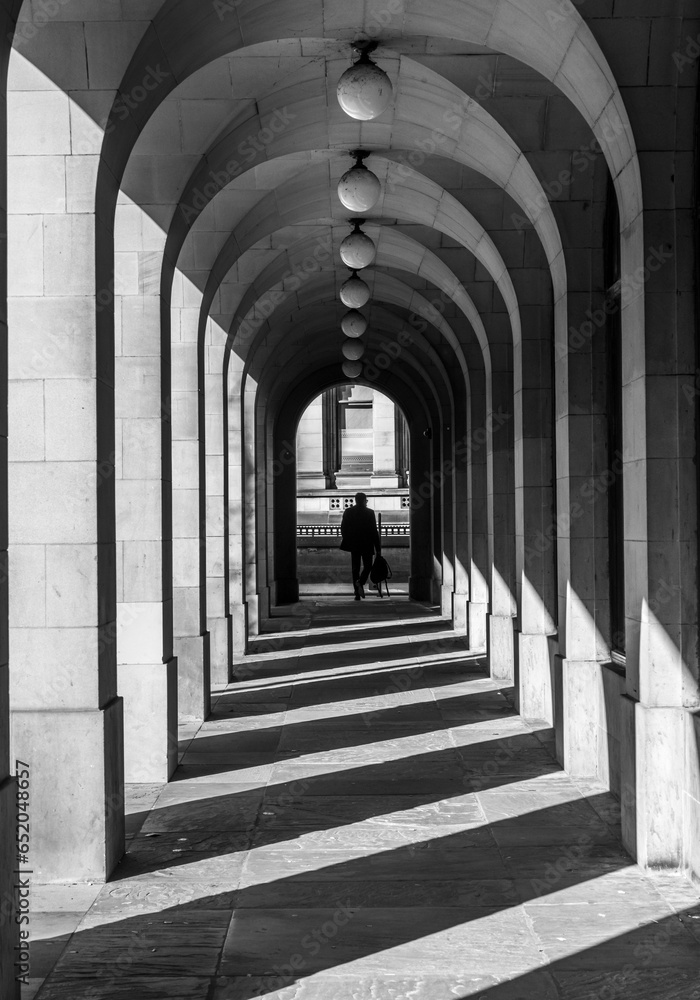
[[339, 492, 381, 600]]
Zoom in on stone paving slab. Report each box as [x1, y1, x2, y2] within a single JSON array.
[[250, 823, 495, 852], [528, 903, 700, 968], [187, 729, 284, 753], [274, 728, 454, 756], [36, 976, 213, 999], [239, 844, 511, 885], [265, 758, 469, 794], [80, 881, 240, 923], [172, 754, 276, 786], [31, 883, 104, 913], [552, 968, 700, 999], [52, 911, 231, 978], [139, 785, 264, 834], [257, 792, 485, 829], [229, 877, 521, 909], [211, 973, 562, 999], [220, 905, 545, 976]]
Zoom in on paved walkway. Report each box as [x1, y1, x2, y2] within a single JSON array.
[[30, 597, 700, 998]]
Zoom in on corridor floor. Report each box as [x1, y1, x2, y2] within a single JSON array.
[[29, 597, 700, 999]]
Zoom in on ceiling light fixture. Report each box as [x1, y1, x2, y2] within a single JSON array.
[[340, 270, 371, 309], [339, 218, 377, 270], [341, 309, 368, 338], [338, 150, 381, 213], [342, 360, 363, 379], [342, 339, 366, 361], [337, 41, 393, 121]]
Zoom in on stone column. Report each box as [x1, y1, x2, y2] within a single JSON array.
[[409, 427, 434, 601], [244, 379, 261, 635], [395, 406, 409, 487], [618, 68, 700, 868], [322, 388, 338, 488], [370, 390, 400, 487], [272, 421, 299, 606], [439, 410, 456, 618], [487, 361, 516, 682], [114, 204, 177, 782], [171, 277, 210, 720], [514, 302, 557, 723], [228, 353, 249, 652], [467, 364, 489, 652], [205, 336, 232, 687], [7, 55, 123, 880], [452, 383, 471, 636], [554, 250, 612, 779]]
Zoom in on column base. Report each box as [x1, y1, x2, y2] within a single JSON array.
[[621, 701, 688, 869], [118, 660, 178, 782], [0, 776, 19, 1000], [440, 585, 454, 618], [208, 615, 232, 688], [175, 632, 211, 722], [231, 603, 247, 657], [11, 698, 124, 882], [247, 595, 260, 637], [516, 631, 554, 724], [554, 656, 601, 778], [487, 614, 514, 683], [685, 711, 700, 883], [468, 602, 488, 653], [453, 594, 469, 636]]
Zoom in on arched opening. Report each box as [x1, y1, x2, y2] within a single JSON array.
[[295, 384, 411, 598]]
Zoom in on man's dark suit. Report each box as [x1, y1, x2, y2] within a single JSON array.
[[339, 503, 381, 592]]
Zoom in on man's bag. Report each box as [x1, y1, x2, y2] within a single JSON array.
[[369, 555, 392, 597]]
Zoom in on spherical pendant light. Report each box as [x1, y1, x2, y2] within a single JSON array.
[[341, 309, 368, 338], [342, 360, 363, 379], [337, 50, 393, 121], [340, 271, 370, 309], [342, 339, 366, 361], [340, 219, 377, 270], [338, 152, 381, 213]]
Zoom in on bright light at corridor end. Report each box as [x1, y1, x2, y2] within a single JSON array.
[[337, 43, 393, 121]]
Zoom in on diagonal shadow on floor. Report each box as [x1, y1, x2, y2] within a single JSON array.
[[183, 687, 518, 772], [30, 793, 700, 999]]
